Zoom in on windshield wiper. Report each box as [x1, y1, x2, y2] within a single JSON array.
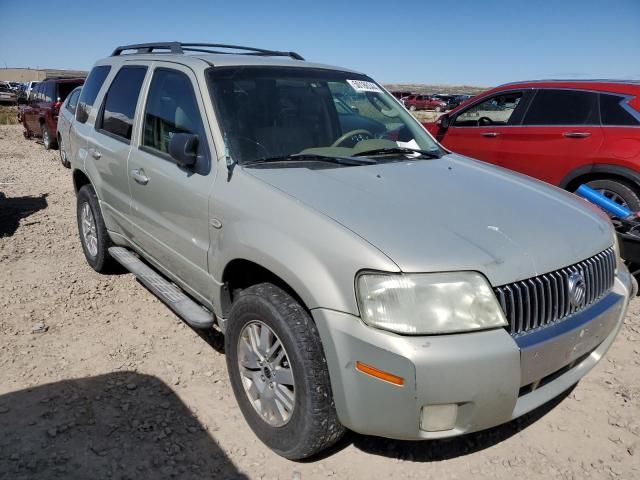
[[242, 153, 376, 167], [353, 147, 442, 159]]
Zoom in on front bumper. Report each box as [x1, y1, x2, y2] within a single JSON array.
[[313, 267, 635, 440]]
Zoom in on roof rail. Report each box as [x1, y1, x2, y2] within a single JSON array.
[[42, 75, 87, 81], [111, 42, 305, 61]]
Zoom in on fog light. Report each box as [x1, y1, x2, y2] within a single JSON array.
[[420, 404, 458, 432]]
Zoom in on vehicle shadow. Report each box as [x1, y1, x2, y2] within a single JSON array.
[[337, 384, 576, 462], [0, 191, 48, 238], [0, 372, 248, 479], [194, 326, 226, 355]]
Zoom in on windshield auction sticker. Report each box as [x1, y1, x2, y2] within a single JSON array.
[[346, 80, 382, 93]]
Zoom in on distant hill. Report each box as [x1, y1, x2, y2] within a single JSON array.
[[383, 83, 488, 96]]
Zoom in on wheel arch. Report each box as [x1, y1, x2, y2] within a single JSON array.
[[220, 258, 311, 319], [560, 164, 640, 193], [72, 169, 92, 194]]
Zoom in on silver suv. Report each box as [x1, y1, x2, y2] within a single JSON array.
[[69, 42, 636, 459]]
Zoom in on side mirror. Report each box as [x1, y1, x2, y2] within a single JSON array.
[[169, 133, 198, 168], [438, 114, 450, 129]]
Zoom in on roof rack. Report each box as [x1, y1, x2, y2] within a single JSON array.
[[111, 42, 305, 61]]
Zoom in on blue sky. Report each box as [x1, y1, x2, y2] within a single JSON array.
[[0, 0, 638, 86]]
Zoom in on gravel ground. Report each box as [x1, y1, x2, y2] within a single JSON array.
[[0, 124, 639, 479]]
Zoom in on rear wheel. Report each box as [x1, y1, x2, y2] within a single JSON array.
[[58, 135, 70, 168], [41, 124, 54, 150], [225, 283, 345, 460], [76, 185, 116, 272], [585, 179, 640, 212]]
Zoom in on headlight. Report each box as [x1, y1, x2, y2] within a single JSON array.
[[613, 231, 621, 272], [357, 272, 507, 335]]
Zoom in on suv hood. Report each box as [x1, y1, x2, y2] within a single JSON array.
[[244, 154, 613, 286]]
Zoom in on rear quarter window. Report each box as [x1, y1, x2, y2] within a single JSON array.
[[600, 94, 640, 126], [76, 66, 111, 124], [523, 89, 599, 125]]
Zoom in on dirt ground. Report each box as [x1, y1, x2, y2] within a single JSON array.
[[0, 123, 639, 479]]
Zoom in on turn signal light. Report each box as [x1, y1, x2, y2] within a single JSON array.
[[355, 361, 404, 386]]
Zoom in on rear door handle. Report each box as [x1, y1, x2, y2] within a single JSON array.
[[88, 147, 102, 159], [563, 132, 591, 138], [481, 132, 500, 137], [130, 168, 149, 185]]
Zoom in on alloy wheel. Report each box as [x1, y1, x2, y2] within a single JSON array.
[[237, 320, 295, 427], [598, 188, 629, 209], [80, 202, 98, 257], [42, 127, 50, 149]]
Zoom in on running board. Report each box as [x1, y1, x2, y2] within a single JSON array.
[[108, 247, 214, 329]]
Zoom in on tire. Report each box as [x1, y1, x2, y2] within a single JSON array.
[[225, 283, 345, 460], [585, 179, 640, 212], [58, 134, 70, 168], [76, 185, 116, 272], [41, 123, 56, 150]]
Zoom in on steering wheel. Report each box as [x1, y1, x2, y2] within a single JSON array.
[[478, 116, 494, 126], [331, 129, 374, 147]]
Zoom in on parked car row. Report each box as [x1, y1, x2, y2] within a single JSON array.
[[20, 76, 85, 152], [0, 82, 18, 103], [0, 80, 42, 104], [51, 41, 635, 461], [390, 90, 474, 111]]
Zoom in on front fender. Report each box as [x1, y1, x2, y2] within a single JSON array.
[[208, 168, 400, 317]]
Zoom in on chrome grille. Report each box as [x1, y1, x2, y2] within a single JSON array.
[[494, 248, 616, 335]]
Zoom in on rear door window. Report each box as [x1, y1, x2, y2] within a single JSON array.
[[523, 89, 599, 125], [454, 92, 524, 126], [600, 94, 640, 126], [97, 66, 147, 142], [76, 65, 111, 123], [43, 82, 54, 103]]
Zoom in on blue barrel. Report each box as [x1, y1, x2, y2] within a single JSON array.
[[576, 184, 633, 218]]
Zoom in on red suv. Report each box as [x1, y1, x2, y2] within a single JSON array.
[[425, 80, 640, 209], [404, 94, 448, 112], [22, 77, 85, 150]]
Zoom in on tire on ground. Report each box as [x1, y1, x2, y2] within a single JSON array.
[[58, 134, 70, 168], [76, 184, 116, 272], [225, 282, 345, 460], [41, 123, 57, 150], [585, 178, 640, 212]]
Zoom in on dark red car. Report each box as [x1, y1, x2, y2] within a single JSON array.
[[22, 77, 85, 150], [404, 94, 448, 112], [424, 80, 640, 209]]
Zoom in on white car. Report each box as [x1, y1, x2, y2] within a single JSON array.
[[56, 86, 82, 168]]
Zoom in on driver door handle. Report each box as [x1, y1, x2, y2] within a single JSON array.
[[563, 132, 591, 138], [481, 132, 500, 137], [130, 168, 149, 186]]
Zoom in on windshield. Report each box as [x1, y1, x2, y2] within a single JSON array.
[[207, 66, 441, 165]]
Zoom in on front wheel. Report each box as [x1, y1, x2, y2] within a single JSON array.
[[225, 283, 345, 460]]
